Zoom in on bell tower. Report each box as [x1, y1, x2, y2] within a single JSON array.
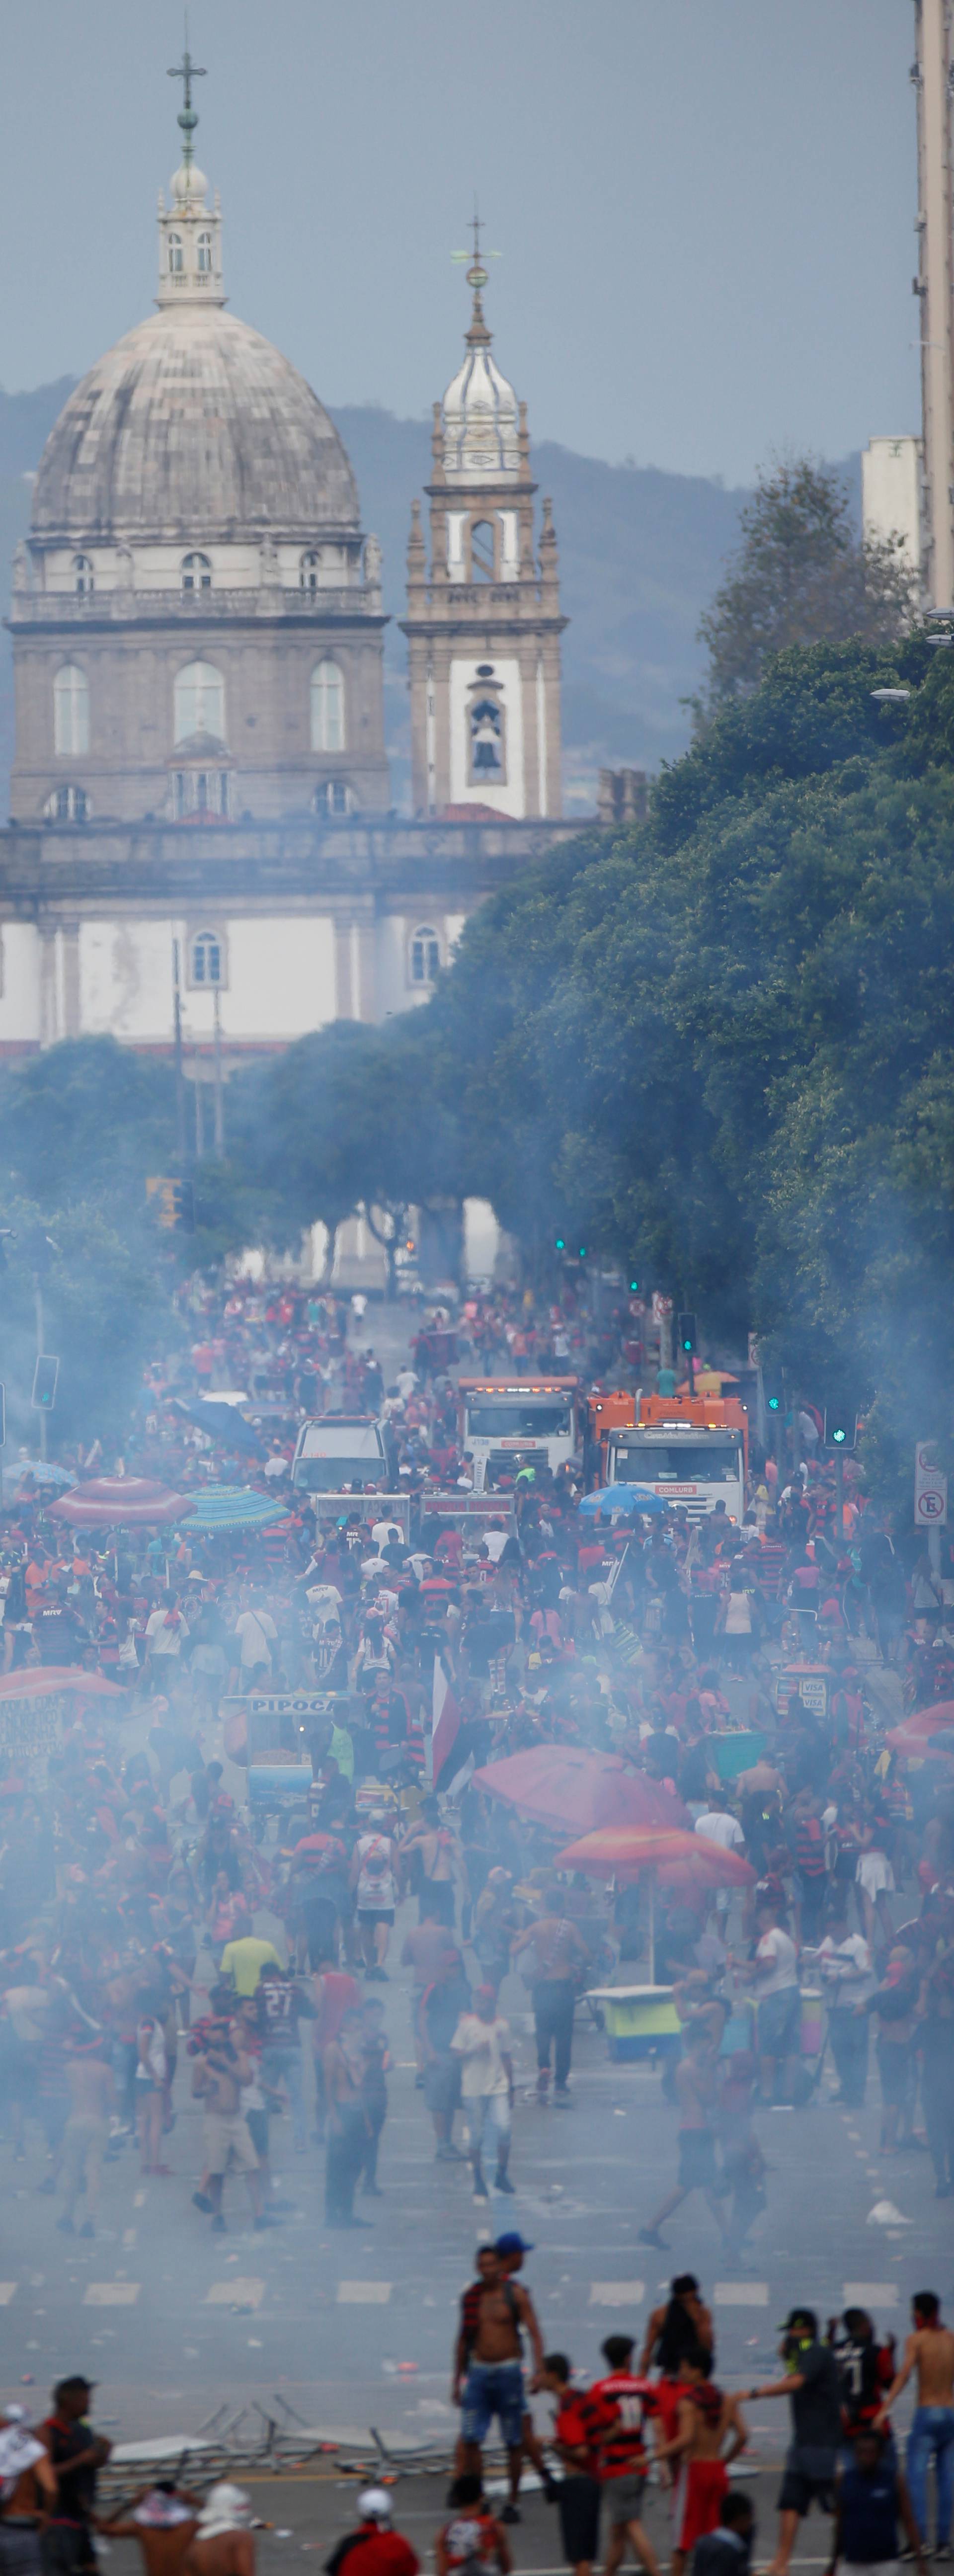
[[401, 225, 566, 818]]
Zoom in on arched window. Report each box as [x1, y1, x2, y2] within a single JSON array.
[[196, 231, 213, 274], [167, 231, 183, 275], [174, 659, 225, 742], [191, 929, 223, 985], [53, 664, 89, 757], [310, 658, 345, 752], [410, 924, 441, 987], [300, 551, 321, 592], [313, 780, 355, 816], [172, 769, 230, 820], [470, 519, 496, 580], [44, 785, 89, 823], [181, 552, 212, 594], [72, 555, 94, 596]]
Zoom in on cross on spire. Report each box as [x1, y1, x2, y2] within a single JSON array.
[[167, 36, 206, 169]]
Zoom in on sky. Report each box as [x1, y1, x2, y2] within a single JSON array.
[[0, 0, 920, 485]]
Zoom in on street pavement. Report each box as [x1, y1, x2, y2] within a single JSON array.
[[0, 1929, 947, 2464]]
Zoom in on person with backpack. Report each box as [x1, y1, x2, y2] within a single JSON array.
[[435, 2477, 510, 2576]]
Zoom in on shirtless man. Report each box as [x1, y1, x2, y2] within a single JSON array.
[[639, 2026, 728, 2250], [399, 1798, 460, 1931], [653, 2352, 747, 2576], [638, 2276, 715, 2448], [456, 2233, 546, 2523], [58, 2041, 115, 2239], [183, 2486, 254, 2576], [98, 2484, 201, 2576], [0, 2404, 57, 2576], [876, 2291, 954, 2552], [190, 2029, 263, 2232]]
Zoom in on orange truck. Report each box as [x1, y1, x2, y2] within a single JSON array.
[[585, 1389, 749, 1524]]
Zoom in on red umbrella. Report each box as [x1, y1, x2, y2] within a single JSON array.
[[552, 1824, 755, 1981], [49, 1478, 193, 1529], [0, 1668, 125, 1701], [886, 1700, 954, 1755], [472, 1747, 688, 1835]]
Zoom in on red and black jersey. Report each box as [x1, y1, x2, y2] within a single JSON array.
[[581, 2371, 657, 2480]]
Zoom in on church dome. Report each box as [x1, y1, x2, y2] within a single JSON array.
[[31, 304, 360, 547], [441, 253, 519, 483]]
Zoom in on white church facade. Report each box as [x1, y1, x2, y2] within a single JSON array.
[[0, 63, 575, 1074]]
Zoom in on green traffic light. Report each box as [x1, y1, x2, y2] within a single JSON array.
[[629, 1280, 639, 1292], [579, 1247, 587, 1259]]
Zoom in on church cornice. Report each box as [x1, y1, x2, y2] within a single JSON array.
[[6, 597, 390, 637], [0, 813, 583, 910]]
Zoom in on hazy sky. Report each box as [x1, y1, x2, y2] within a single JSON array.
[[0, 0, 919, 483]]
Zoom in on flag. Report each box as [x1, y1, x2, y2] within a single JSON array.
[[431, 1652, 462, 1787]]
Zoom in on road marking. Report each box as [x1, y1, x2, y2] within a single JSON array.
[[843, 2283, 898, 2306], [337, 2280, 392, 2304], [0, 2286, 16, 2306], [715, 2282, 769, 2306], [133, 2190, 147, 2208], [205, 2279, 265, 2309], [589, 2281, 645, 2306], [83, 2282, 140, 2306]]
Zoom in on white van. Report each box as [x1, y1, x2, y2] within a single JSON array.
[[291, 1415, 389, 1493]]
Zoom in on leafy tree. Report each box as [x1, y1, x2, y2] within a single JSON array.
[[695, 458, 913, 721], [0, 1195, 177, 1450]]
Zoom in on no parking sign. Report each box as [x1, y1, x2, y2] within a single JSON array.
[[914, 1439, 948, 1528]]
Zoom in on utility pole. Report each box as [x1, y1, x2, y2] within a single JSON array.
[[172, 937, 187, 1164], [914, 0, 954, 608], [213, 987, 225, 1156], [35, 1281, 46, 1463]]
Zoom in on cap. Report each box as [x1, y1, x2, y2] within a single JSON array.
[[358, 2490, 392, 2522], [494, 2231, 534, 2257], [778, 2307, 817, 2335]]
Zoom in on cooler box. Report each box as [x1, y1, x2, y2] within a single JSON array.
[[586, 1985, 682, 2060], [799, 1989, 823, 2056], [719, 2001, 755, 2056], [711, 1730, 766, 1782]]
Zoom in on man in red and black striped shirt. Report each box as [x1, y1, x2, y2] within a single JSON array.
[[578, 2336, 662, 2576]]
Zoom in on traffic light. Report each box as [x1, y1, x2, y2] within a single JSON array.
[[825, 1402, 857, 1451], [32, 1355, 59, 1412], [578, 1245, 587, 1260], [629, 1278, 639, 1293], [555, 1235, 566, 1253], [678, 1311, 697, 1355], [146, 1176, 195, 1233], [767, 1393, 781, 1413]]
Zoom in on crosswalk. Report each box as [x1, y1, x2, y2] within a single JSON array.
[[0, 2274, 905, 2314]]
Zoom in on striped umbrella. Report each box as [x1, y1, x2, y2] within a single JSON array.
[[182, 1484, 287, 1533]]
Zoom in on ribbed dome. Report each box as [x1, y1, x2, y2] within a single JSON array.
[[31, 304, 360, 546]]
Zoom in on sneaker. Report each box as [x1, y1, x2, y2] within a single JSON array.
[[554, 2085, 572, 2105], [473, 2186, 490, 2204], [494, 2172, 516, 2194], [500, 2506, 521, 2526], [638, 2225, 670, 2249], [192, 2191, 213, 2214]]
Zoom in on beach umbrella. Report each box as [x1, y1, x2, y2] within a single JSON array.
[[0, 1668, 125, 1702], [49, 1478, 191, 1529], [182, 1484, 286, 1533], [552, 1823, 755, 1981], [175, 1399, 267, 1457], [472, 1746, 688, 1834], [885, 1699, 954, 1755], [1, 1460, 75, 1493], [578, 1485, 668, 1517]]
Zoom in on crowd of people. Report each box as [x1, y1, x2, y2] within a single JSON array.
[[3, 2271, 953, 2576], [0, 1274, 953, 2571]]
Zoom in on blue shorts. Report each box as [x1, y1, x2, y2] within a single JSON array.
[[461, 2358, 525, 2447]]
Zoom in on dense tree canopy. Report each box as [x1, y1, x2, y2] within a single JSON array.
[[695, 457, 913, 720]]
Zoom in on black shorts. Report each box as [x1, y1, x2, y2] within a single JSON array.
[[558, 2475, 601, 2565], [358, 1907, 395, 1928], [677, 2128, 717, 2188], [777, 2466, 835, 2517], [420, 1881, 455, 1926]]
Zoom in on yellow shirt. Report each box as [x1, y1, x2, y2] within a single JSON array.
[[219, 1934, 282, 1997]]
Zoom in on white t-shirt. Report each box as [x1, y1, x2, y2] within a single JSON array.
[[816, 1931, 874, 2005], [372, 1521, 403, 1550], [145, 1607, 182, 1657], [481, 1530, 509, 1564], [695, 1810, 745, 1852], [234, 1608, 277, 1670], [756, 1925, 798, 1995], [396, 1369, 417, 1399], [450, 2011, 512, 2097], [355, 1832, 397, 1911]]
